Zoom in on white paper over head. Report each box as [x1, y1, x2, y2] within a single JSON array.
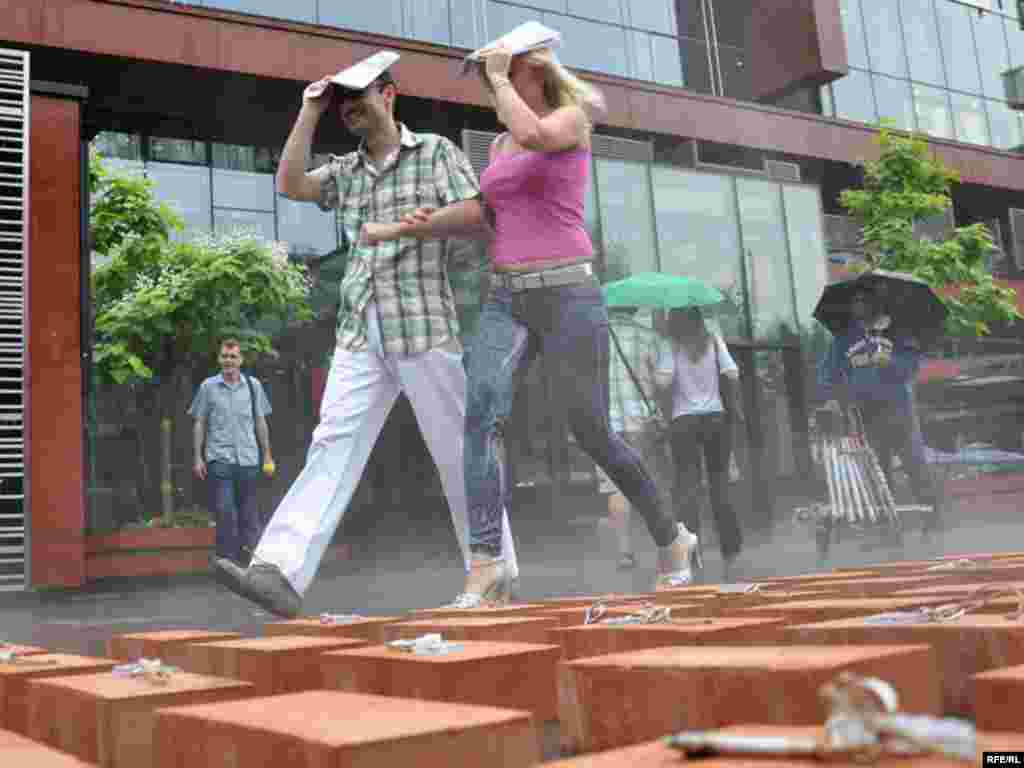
[[330, 50, 400, 91], [461, 21, 561, 75]]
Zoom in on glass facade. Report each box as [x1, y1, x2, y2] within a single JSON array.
[[184, 0, 760, 98], [825, 0, 1024, 152]]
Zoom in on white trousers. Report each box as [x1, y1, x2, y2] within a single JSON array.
[[253, 303, 518, 596]]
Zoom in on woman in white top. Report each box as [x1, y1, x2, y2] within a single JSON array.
[[657, 307, 744, 577]]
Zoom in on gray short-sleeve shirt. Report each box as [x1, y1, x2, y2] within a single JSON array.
[[188, 374, 272, 467]]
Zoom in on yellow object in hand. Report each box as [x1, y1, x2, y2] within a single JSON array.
[[262, 461, 276, 477]]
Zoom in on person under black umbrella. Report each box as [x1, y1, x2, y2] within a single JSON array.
[[817, 284, 942, 536]]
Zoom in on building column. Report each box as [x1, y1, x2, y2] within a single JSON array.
[[28, 82, 89, 588]]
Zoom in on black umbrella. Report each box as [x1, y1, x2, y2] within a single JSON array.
[[813, 270, 947, 341]]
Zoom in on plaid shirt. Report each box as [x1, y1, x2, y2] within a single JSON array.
[[314, 124, 480, 356], [607, 315, 671, 434]]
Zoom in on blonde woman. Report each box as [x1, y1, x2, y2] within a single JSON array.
[[363, 29, 698, 604]]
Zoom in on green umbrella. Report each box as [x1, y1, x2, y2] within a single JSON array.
[[602, 272, 724, 309]]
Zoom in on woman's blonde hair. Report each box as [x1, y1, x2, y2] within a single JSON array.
[[479, 46, 605, 122]]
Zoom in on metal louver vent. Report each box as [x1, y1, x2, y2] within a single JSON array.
[[0, 48, 27, 591], [590, 134, 653, 163], [461, 129, 655, 178], [461, 129, 496, 179]]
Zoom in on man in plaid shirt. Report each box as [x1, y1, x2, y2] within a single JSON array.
[[597, 307, 673, 569], [214, 52, 518, 617]]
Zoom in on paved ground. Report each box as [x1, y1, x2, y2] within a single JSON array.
[[1, 502, 1018, 658]]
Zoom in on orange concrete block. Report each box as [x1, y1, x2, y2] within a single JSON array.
[[777, 575, 958, 598], [559, 644, 940, 754], [551, 616, 786, 662], [736, 596, 951, 624], [547, 726, 1024, 767], [0, 644, 47, 657], [784, 614, 1024, 716], [184, 635, 369, 694], [692, 591, 845, 616], [25, 670, 255, 767], [322, 640, 561, 722], [765, 569, 881, 583], [152, 689, 539, 768], [540, 603, 705, 628], [0, 654, 118, 734], [409, 602, 553, 620], [262, 615, 401, 644], [383, 616, 561, 646], [531, 593, 657, 608], [889, 581, 1011, 600], [0, 729, 91, 767], [107, 630, 241, 668], [972, 664, 1024, 731]]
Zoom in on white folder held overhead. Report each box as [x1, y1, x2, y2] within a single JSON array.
[[462, 21, 562, 75], [330, 51, 401, 91]]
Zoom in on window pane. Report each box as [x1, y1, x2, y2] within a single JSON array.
[[987, 98, 1024, 152], [782, 185, 829, 331], [832, 69, 876, 124], [974, 12, 1011, 101], [935, 0, 982, 94], [212, 143, 276, 173], [212, 169, 275, 211], [821, 84, 835, 117], [594, 159, 657, 282], [872, 74, 915, 131], [213, 208, 276, 241], [840, 0, 870, 69], [319, 0, 402, 36], [149, 137, 206, 165], [651, 168, 747, 337], [652, 34, 684, 87], [203, 0, 315, 23], [567, 0, 622, 25], [451, 0, 486, 49], [625, 0, 675, 34], [950, 92, 990, 145], [900, 0, 945, 86], [93, 132, 142, 161], [913, 83, 954, 139], [628, 30, 654, 82], [554, 14, 630, 77], [406, 0, 452, 45], [737, 178, 797, 341], [276, 195, 338, 258], [1003, 8, 1024, 86], [145, 163, 212, 238], [861, 0, 908, 78]]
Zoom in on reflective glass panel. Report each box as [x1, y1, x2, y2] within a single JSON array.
[[594, 158, 658, 281], [145, 163, 212, 237], [406, 0, 453, 46], [973, 12, 1011, 101], [987, 98, 1024, 152], [93, 132, 142, 161], [737, 178, 798, 341], [652, 34, 684, 87], [913, 83, 954, 139], [651, 168, 747, 337], [204, 0, 315, 23], [149, 137, 206, 165], [935, 0, 982, 95], [212, 208, 277, 241], [625, 0, 676, 34], [276, 195, 338, 258], [839, 0, 870, 69], [212, 169, 275, 211], [899, 0, 945, 87], [872, 74, 915, 131], [319, 0, 402, 37], [861, 0, 909, 78], [782, 185, 829, 331], [832, 69, 876, 125], [950, 92, 991, 146]]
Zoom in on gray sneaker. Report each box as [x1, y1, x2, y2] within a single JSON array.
[[213, 558, 302, 619]]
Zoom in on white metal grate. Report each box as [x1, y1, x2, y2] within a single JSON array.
[[0, 48, 27, 591]]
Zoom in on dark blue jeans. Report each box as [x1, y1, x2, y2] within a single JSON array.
[[208, 461, 262, 564], [464, 278, 679, 557]]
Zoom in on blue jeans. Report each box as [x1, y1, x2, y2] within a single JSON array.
[[208, 461, 262, 564], [464, 278, 679, 557]]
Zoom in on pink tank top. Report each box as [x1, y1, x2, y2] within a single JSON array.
[[479, 144, 594, 268]]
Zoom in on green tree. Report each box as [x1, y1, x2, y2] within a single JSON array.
[[89, 153, 313, 522], [840, 129, 1021, 337]]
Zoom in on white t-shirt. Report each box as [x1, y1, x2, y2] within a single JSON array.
[[658, 334, 739, 419]]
